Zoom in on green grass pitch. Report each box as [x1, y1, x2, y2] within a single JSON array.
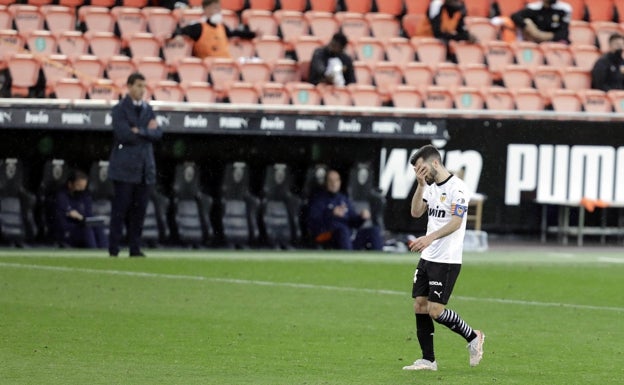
[[1, 248, 623, 384]]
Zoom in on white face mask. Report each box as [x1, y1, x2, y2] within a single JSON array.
[[209, 12, 222, 25]]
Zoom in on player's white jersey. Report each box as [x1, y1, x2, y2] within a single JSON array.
[[421, 175, 470, 264]]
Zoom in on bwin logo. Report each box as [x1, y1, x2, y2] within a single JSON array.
[[428, 207, 446, 218]]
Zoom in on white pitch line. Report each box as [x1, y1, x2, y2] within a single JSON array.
[[2, 262, 624, 313]]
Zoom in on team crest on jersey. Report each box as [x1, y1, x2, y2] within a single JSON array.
[[552, 14, 560, 22], [440, 193, 447, 203]]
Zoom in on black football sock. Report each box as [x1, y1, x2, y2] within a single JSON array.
[[434, 308, 477, 342], [416, 313, 435, 362]]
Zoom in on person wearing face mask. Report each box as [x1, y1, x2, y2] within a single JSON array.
[[308, 32, 356, 86], [54, 170, 107, 249], [172, 0, 257, 59], [509, 0, 571, 43], [427, 0, 477, 44], [591, 33, 624, 91]]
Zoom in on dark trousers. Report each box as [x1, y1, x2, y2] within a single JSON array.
[[64, 224, 107, 249], [329, 223, 384, 251], [109, 181, 150, 255]]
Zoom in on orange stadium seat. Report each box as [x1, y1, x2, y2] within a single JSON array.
[[403, 62, 434, 87], [348, 84, 383, 107], [376, 0, 404, 16], [454, 86, 485, 110], [260, 82, 290, 104], [413, 37, 447, 65], [423, 86, 454, 109], [227, 82, 260, 104], [565, 0, 586, 21], [280, 0, 308, 12], [112, 7, 147, 40], [41, 54, 73, 95], [384, 37, 416, 66], [512, 41, 544, 68], [0, 6, 11, 30], [151, 80, 185, 102], [592, 21, 620, 52], [571, 44, 600, 71], [42, 5, 76, 35], [354, 37, 385, 64], [319, 85, 353, 106], [464, 0, 492, 17], [373, 62, 403, 94], [461, 63, 493, 87], [239, 60, 272, 84], [581, 90, 612, 112], [175, 8, 204, 28], [88, 78, 119, 101], [533, 65, 563, 95], [52, 78, 87, 99], [569, 20, 596, 46], [335, 12, 371, 41], [502, 64, 533, 90], [27, 30, 57, 55], [450, 41, 485, 65], [183, 82, 216, 103], [79, 6, 115, 33], [58, 0, 85, 6], [353, 61, 373, 85], [254, 36, 286, 62], [616, 0, 624, 23], [57, 31, 88, 58], [122, 0, 149, 6], [28, 0, 54, 5], [541, 42, 573, 67], [402, 13, 428, 38], [343, 0, 373, 14], [222, 9, 240, 31], [434, 62, 463, 88], [465, 17, 499, 43], [484, 41, 514, 78], [241, 9, 278, 36], [586, 0, 615, 22], [274, 10, 309, 44], [484, 86, 515, 110], [305, 11, 339, 43], [105, 55, 136, 85], [309, 0, 337, 12], [250, 0, 276, 11], [405, 0, 429, 15], [0, 30, 24, 70], [562, 67, 591, 90], [287, 82, 322, 105], [72, 55, 104, 80], [8, 5, 43, 34], [228, 38, 255, 61], [271, 59, 300, 83], [293, 35, 322, 78], [607, 90, 624, 111], [208, 57, 241, 89], [162, 36, 193, 67], [127, 32, 160, 58], [495, 0, 526, 17], [221, 0, 245, 12], [134, 56, 168, 84], [176, 57, 209, 84], [551, 89, 583, 112], [367, 13, 401, 39], [391, 85, 423, 108], [513, 88, 545, 111], [86, 32, 121, 58], [90, 0, 116, 6], [6, 51, 41, 96]]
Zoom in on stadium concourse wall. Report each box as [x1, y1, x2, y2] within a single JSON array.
[[1, 98, 624, 236]]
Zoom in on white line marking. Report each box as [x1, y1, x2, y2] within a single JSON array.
[[2, 262, 623, 313], [598, 257, 624, 264]]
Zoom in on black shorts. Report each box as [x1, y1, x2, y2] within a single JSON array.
[[411, 258, 461, 305]]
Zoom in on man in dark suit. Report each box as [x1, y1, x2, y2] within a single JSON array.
[[108, 72, 163, 257]]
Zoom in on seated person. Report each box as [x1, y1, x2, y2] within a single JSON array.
[[307, 169, 383, 251], [172, 0, 257, 59], [509, 0, 571, 43], [308, 32, 356, 87], [55, 170, 107, 249], [591, 33, 624, 91], [427, 0, 477, 43]]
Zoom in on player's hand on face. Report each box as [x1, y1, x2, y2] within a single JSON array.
[[414, 164, 428, 185]]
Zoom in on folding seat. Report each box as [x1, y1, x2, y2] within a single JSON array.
[[305, 11, 339, 43], [280, 0, 307, 12], [112, 7, 147, 40], [208, 57, 241, 89], [72, 54, 104, 80], [461, 63, 492, 87], [562, 67, 591, 90], [551, 89, 583, 112], [151, 80, 184, 102], [569, 20, 596, 46], [87, 160, 114, 240], [221, 0, 245, 12], [412, 37, 447, 66], [484, 86, 515, 110], [287, 82, 322, 105], [175, 8, 204, 28], [274, 10, 309, 44], [122, 0, 149, 6], [571, 44, 600, 71], [348, 84, 383, 107], [336, 12, 371, 41], [591, 21, 620, 52], [105, 55, 136, 85], [250, 0, 276, 10], [7, 53, 40, 97], [228, 38, 255, 61], [239, 60, 272, 84], [450, 41, 485, 65], [533, 65, 563, 96], [512, 41, 544, 68], [241, 9, 278, 36], [139, 8, 173, 43], [608, 90, 624, 111], [127, 32, 160, 58], [343, 0, 373, 13], [220, 161, 260, 248], [293, 35, 322, 80], [86, 31, 121, 57], [581, 89, 612, 113], [0, 6, 11, 30], [259, 163, 301, 248], [0, 30, 24, 70], [617, 0, 624, 23], [26, 30, 57, 55], [41, 54, 73, 96], [227, 81, 260, 104], [134, 56, 168, 84], [52, 78, 87, 99], [8, 4, 43, 34], [483, 41, 514, 78], [405, 0, 429, 14], [541, 42, 573, 67], [464, 0, 492, 17], [454, 86, 485, 110], [346, 163, 385, 231], [42, 5, 76, 35], [176, 57, 209, 84], [401, 13, 428, 38], [59, 0, 85, 6], [309, 0, 337, 12], [0, 158, 36, 246], [221, 9, 240, 31], [403, 62, 434, 87], [272, 59, 300, 83], [586, 0, 615, 22], [353, 61, 373, 85], [373, 62, 403, 94], [376, 0, 405, 16], [384, 37, 416, 66], [183, 81, 216, 103], [254, 35, 286, 62], [423, 86, 454, 109], [391, 85, 423, 108], [564, 0, 586, 20], [89, 0, 116, 6], [465, 17, 498, 42], [37, 158, 69, 242], [79, 6, 115, 33], [57, 31, 88, 58], [434, 62, 463, 88], [501, 64, 533, 89], [260, 82, 290, 104], [513, 88, 545, 111], [367, 13, 401, 39], [88, 78, 120, 100], [354, 36, 385, 64], [495, 0, 526, 16], [319, 85, 353, 106]]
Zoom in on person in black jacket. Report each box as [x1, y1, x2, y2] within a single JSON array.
[[591, 33, 624, 91], [108, 72, 163, 257], [308, 32, 356, 87], [510, 0, 571, 43], [428, 0, 477, 44]]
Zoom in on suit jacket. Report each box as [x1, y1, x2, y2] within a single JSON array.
[[108, 95, 163, 184], [306, 190, 365, 237]]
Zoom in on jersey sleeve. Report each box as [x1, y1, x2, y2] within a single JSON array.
[[450, 185, 469, 218]]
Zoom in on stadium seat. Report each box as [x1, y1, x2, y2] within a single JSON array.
[[541, 42, 573, 67], [260, 82, 290, 104], [41, 54, 72, 95], [461, 63, 492, 87], [319, 85, 353, 106], [280, 0, 308, 12], [533, 65, 563, 95], [240, 60, 272, 84], [512, 41, 544, 68], [241, 9, 278, 36], [79, 6, 115, 33], [250, 0, 276, 10], [335, 12, 371, 41], [0, 158, 36, 246], [227, 82, 260, 104], [423, 86, 454, 109], [228, 38, 255, 61], [221, 0, 245, 12], [88, 78, 119, 101], [259, 163, 301, 248], [586, 0, 615, 22], [376, 0, 405, 16], [465, 17, 498, 42], [127, 32, 160, 58], [402, 13, 428, 38], [134, 56, 168, 84], [305, 11, 339, 43], [58, 0, 85, 6], [484, 86, 515, 110], [37, 158, 69, 242], [373, 62, 403, 94], [465, 0, 492, 17], [27, 30, 57, 55], [309, 0, 336, 12], [484, 41, 514, 78], [581, 89, 612, 112], [607, 89, 624, 111], [450, 41, 485, 65], [434, 62, 463, 88], [403, 62, 434, 87], [254, 35, 286, 62], [174, 8, 204, 28], [52, 78, 87, 99], [105, 55, 136, 86], [562, 67, 591, 90], [616, 0, 624, 23], [221, 9, 240, 31], [569, 20, 596, 46], [353, 61, 373, 85], [220, 161, 260, 248], [495, 0, 526, 16], [183, 82, 216, 103], [151, 80, 184, 102], [346, 162, 384, 232], [564, 0, 586, 20], [348, 84, 383, 107], [209, 58, 241, 89], [591, 21, 620, 52], [274, 10, 309, 44], [571, 44, 600, 71], [551, 89, 583, 112], [391, 85, 423, 108], [412, 37, 447, 66], [86, 31, 121, 58], [513, 88, 545, 111], [42, 5, 76, 35], [176, 57, 209, 84], [8, 4, 43, 34], [112, 7, 147, 40], [122, 0, 149, 6], [287, 82, 322, 105], [293, 36, 322, 79], [57, 31, 88, 58], [405, 0, 429, 14], [366, 13, 400, 39], [0, 6, 11, 30], [501, 64, 533, 89], [170, 162, 212, 247], [0, 30, 24, 70], [272, 59, 300, 83], [89, 0, 116, 6], [343, 0, 372, 13], [7, 53, 40, 97], [162, 36, 193, 67], [384, 37, 416, 66], [354, 37, 385, 63]]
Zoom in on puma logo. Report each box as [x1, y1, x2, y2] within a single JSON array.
[[434, 290, 443, 298]]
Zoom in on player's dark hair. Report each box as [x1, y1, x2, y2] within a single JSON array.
[[126, 72, 146, 86], [67, 169, 88, 183], [409, 145, 441, 165]]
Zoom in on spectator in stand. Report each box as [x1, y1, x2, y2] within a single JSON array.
[[307, 169, 383, 251], [591, 33, 624, 91], [308, 32, 356, 87], [172, 0, 257, 59], [508, 0, 571, 43], [54, 170, 107, 249], [158, 0, 189, 9], [427, 0, 477, 44]]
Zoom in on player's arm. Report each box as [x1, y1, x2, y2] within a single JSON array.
[[410, 213, 463, 252]]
